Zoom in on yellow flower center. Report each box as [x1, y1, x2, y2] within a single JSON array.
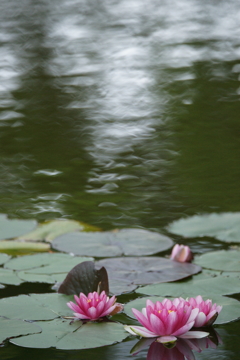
[[87, 299, 91, 303]]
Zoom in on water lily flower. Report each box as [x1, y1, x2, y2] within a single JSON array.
[[170, 244, 193, 263], [124, 298, 209, 344], [185, 295, 222, 327], [67, 290, 119, 320]]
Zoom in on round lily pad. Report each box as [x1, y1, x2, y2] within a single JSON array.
[[52, 229, 173, 257], [194, 250, 240, 272], [0, 268, 23, 285], [0, 214, 37, 240], [167, 213, 240, 243], [0, 241, 50, 255], [0, 295, 59, 321], [17, 219, 100, 242], [0, 317, 41, 345], [124, 295, 240, 325], [4, 253, 93, 284], [138, 275, 240, 297], [10, 320, 128, 350], [96, 257, 201, 295], [0, 253, 11, 265]]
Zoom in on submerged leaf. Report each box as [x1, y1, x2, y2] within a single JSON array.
[[58, 261, 109, 295], [51, 229, 173, 257], [0, 241, 50, 255], [17, 219, 100, 242]]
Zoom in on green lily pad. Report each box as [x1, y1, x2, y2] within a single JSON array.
[[0, 317, 41, 345], [5, 252, 89, 271], [10, 320, 127, 350], [0, 295, 59, 320], [194, 250, 240, 272], [0, 253, 11, 265], [0, 241, 50, 255], [0, 268, 23, 285], [30, 293, 75, 317], [0, 214, 37, 240], [138, 275, 240, 297], [51, 229, 173, 257], [167, 213, 240, 243], [96, 257, 201, 295], [17, 220, 100, 242], [124, 295, 240, 325]]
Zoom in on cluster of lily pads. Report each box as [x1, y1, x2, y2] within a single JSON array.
[[0, 212, 240, 355]]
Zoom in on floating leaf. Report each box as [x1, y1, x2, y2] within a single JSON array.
[[51, 229, 173, 257], [0, 253, 11, 265], [124, 295, 240, 325], [0, 268, 22, 285], [58, 261, 109, 295], [0, 214, 37, 240], [167, 213, 240, 243], [96, 257, 201, 295], [4, 253, 93, 284], [0, 284, 4, 289], [138, 275, 240, 297], [0, 317, 41, 345], [5, 253, 93, 272], [0, 295, 58, 321], [17, 220, 100, 242], [195, 250, 240, 272], [10, 320, 127, 350], [0, 241, 50, 255]]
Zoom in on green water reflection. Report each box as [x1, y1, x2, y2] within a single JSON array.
[[0, 0, 240, 358]]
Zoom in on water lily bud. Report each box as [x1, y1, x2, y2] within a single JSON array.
[[170, 244, 193, 263]]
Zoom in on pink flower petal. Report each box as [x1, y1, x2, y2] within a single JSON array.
[[124, 326, 157, 338]]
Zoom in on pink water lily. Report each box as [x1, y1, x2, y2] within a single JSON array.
[[170, 244, 193, 263], [67, 291, 118, 320], [124, 298, 209, 344], [185, 295, 222, 327]]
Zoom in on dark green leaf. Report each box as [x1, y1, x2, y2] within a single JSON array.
[[58, 261, 109, 295]]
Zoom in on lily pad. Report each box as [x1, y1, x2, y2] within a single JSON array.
[[0, 268, 23, 285], [0, 214, 37, 240], [0, 241, 50, 255], [0, 317, 41, 345], [124, 295, 240, 325], [0, 253, 11, 265], [51, 229, 173, 257], [167, 213, 240, 243], [10, 320, 128, 350], [0, 295, 59, 320], [96, 257, 201, 295], [58, 261, 109, 295], [194, 250, 240, 272], [139, 275, 240, 297], [17, 220, 100, 242]]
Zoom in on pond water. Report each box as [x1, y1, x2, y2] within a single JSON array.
[[1, 0, 240, 359]]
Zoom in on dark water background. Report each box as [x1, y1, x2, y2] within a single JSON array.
[[1, 0, 240, 359]]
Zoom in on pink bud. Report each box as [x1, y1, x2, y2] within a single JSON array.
[[170, 244, 193, 263]]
